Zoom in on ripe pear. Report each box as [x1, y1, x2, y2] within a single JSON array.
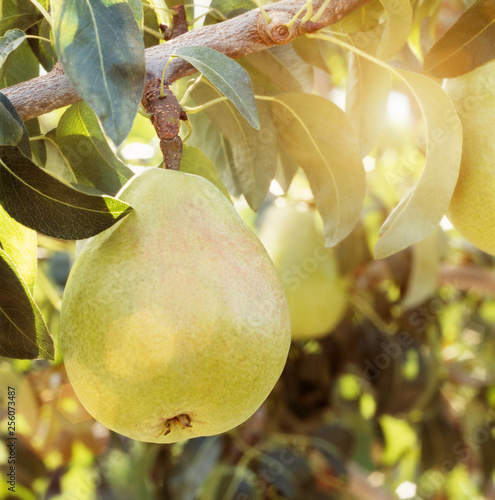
[[444, 60, 495, 255], [258, 203, 348, 341], [60, 168, 291, 443]]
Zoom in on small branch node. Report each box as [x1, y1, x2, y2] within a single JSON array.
[[257, 11, 298, 44]]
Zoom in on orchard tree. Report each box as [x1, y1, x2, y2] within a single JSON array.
[[2, 0, 495, 498]]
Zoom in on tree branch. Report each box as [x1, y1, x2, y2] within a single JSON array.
[[2, 0, 371, 122]]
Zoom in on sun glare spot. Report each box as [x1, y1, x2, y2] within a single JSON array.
[[386, 90, 413, 125], [396, 481, 417, 499]]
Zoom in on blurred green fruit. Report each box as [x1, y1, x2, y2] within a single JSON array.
[[258, 203, 348, 341], [60, 168, 291, 443], [445, 60, 495, 255]]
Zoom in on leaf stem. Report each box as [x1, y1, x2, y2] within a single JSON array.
[[310, 0, 332, 22], [25, 34, 53, 44], [160, 55, 177, 96], [250, 0, 271, 23], [27, 0, 52, 27], [179, 74, 203, 106], [181, 95, 230, 113], [143, 25, 164, 40], [307, 32, 393, 74]]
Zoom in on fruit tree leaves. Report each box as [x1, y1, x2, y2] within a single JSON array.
[[242, 45, 314, 94], [423, 0, 495, 77], [0, 28, 26, 69], [0, 14, 41, 38], [51, 0, 146, 146], [186, 109, 241, 197], [270, 93, 366, 247], [127, 0, 144, 27], [180, 144, 231, 202], [0, 95, 23, 146], [57, 102, 134, 196], [0, 92, 31, 157], [0, 248, 53, 360], [0, 204, 37, 295], [374, 70, 462, 259], [346, 51, 391, 157], [189, 81, 276, 210], [0, 33, 39, 87], [292, 36, 331, 74], [400, 229, 442, 311], [377, 0, 413, 60], [0, 146, 134, 240], [204, 0, 253, 24], [175, 46, 260, 129]]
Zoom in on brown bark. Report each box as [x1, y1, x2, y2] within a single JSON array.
[[2, 0, 372, 122]]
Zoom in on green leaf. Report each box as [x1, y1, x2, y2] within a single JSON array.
[[0, 92, 31, 157], [127, 0, 144, 27], [0, 13, 41, 37], [270, 93, 366, 247], [377, 0, 413, 60], [423, 0, 495, 77], [175, 46, 260, 129], [143, 4, 161, 49], [400, 228, 443, 311], [0, 204, 37, 295], [0, 33, 39, 87], [186, 110, 240, 197], [43, 128, 80, 184], [0, 248, 53, 360], [0, 28, 26, 68], [51, 0, 146, 146], [204, 0, 253, 24], [292, 36, 331, 73], [346, 50, 391, 157], [189, 81, 276, 209], [241, 45, 314, 94], [275, 138, 299, 193], [180, 144, 232, 202], [0, 95, 23, 146], [374, 71, 462, 259], [57, 102, 135, 195], [0, 145, 134, 240]]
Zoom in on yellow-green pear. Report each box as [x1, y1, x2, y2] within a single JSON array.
[[445, 60, 495, 255], [60, 168, 291, 443], [258, 203, 348, 341]]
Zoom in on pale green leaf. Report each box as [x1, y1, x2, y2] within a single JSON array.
[[51, 0, 146, 145], [0, 204, 37, 295], [186, 109, 240, 197], [57, 102, 134, 195], [0, 28, 26, 68], [175, 46, 259, 129], [241, 45, 313, 94], [400, 228, 444, 310], [0, 248, 53, 360], [377, 0, 413, 60], [180, 144, 231, 202], [374, 70, 462, 259], [346, 50, 391, 157], [270, 93, 366, 247], [189, 81, 276, 209]]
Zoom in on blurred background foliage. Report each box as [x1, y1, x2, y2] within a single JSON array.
[[3, 0, 495, 498]]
